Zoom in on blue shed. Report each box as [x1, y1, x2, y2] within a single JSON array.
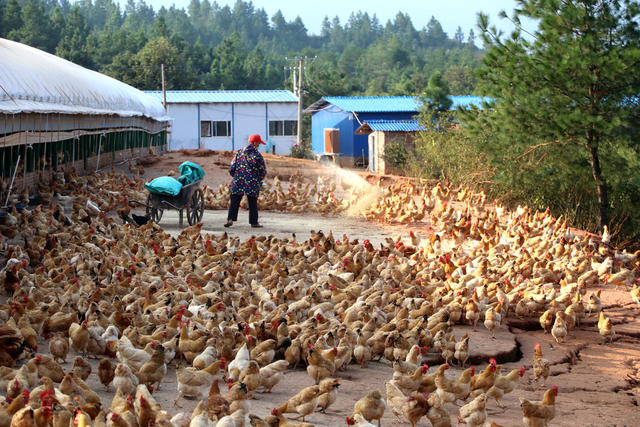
[[304, 95, 488, 166]]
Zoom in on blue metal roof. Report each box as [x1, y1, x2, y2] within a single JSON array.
[[322, 96, 420, 112], [450, 96, 492, 109], [307, 95, 491, 113], [144, 90, 298, 103], [361, 120, 425, 132]]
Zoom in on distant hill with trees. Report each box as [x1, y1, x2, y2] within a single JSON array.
[[0, 0, 483, 101]]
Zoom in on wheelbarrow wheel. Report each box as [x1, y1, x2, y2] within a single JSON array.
[[187, 188, 204, 226], [146, 193, 163, 223]]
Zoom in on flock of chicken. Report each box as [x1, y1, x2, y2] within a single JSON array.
[[202, 174, 353, 216], [0, 165, 636, 427]]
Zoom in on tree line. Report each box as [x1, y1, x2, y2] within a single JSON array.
[[388, 0, 640, 246], [0, 0, 483, 99]]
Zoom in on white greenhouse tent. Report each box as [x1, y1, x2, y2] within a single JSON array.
[[0, 38, 169, 199]]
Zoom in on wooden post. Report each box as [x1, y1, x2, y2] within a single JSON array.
[[297, 57, 303, 146], [161, 63, 167, 110]]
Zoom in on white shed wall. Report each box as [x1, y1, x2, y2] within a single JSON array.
[[166, 104, 199, 150], [266, 103, 298, 156], [233, 103, 267, 152], [166, 101, 297, 155], [199, 103, 233, 150]]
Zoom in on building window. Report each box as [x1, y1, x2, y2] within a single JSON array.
[[269, 120, 297, 136], [200, 121, 211, 137], [200, 121, 231, 137]]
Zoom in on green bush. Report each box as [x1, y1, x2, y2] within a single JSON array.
[[408, 114, 495, 189], [290, 142, 314, 159], [383, 140, 408, 167]]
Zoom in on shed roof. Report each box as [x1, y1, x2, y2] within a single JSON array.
[[145, 90, 298, 104], [355, 120, 425, 134], [0, 38, 168, 121], [304, 95, 491, 114]]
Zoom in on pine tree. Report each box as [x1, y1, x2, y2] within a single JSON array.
[[0, 0, 23, 38], [466, 0, 640, 230], [454, 26, 465, 44], [421, 71, 452, 115], [9, 0, 56, 52], [56, 5, 93, 67], [466, 28, 475, 45]]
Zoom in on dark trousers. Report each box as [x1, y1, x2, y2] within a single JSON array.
[[227, 193, 259, 224]]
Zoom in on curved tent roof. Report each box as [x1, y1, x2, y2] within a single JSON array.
[[0, 38, 168, 122]]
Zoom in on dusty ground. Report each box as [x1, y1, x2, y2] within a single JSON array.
[[31, 150, 640, 426]]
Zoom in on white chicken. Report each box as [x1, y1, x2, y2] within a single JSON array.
[[117, 335, 151, 372], [228, 343, 250, 382]]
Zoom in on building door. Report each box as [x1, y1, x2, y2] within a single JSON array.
[[368, 134, 375, 172]]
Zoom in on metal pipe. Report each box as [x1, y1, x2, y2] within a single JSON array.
[[5, 154, 20, 208], [96, 133, 105, 172]]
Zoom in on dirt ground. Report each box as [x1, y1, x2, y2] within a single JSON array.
[[18, 149, 639, 426], [99, 149, 640, 426]]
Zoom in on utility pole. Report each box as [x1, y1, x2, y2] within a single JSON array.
[[161, 63, 167, 110], [296, 57, 303, 146], [291, 67, 297, 95], [285, 56, 315, 146]]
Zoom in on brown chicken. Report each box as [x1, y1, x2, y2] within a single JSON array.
[[520, 386, 558, 426], [259, 360, 289, 393], [267, 408, 315, 427], [316, 377, 341, 413], [598, 311, 615, 343], [32, 354, 64, 383], [178, 323, 207, 363], [137, 394, 156, 427], [275, 384, 320, 422], [532, 343, 550, 387], [205, 379, 230, 421], [348, 390, 386, 427], [9, 406, 35, 427], [306, 345, 337, 385], [486, 367, 525, 407], [72, 356, 92, 381], [43, 312, 77, 336], [239, 360, 262, 399], [385, 380, 430, 427], [48, 333, 69, 364], [551, 312, 568, 343], [109, 389, 137, 427], [113, 363, 139, 396], [434, 364, 475, 404], [135, 385, 163, 427], [250, 339, 276, 366], [136, 343, 166, 391], [34, 405, 55, 426], [223, 381, 250, 414], [0, 324, 24, 368], [175, 359, 225, 405], [98, 358, 116, 390], [16, 317, 37, 352], [470, 359, 498, 395], [69, 372, 102, 405], [458, 393, 488, 426], [394, 365, 427, 395], [0, 389, 30, 425], [68, 320, 89, 356]]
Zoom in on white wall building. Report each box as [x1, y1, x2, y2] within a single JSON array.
[[145, 90, 299, 155]]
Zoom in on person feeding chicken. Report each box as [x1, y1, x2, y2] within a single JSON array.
[[224, 133, 267, 228]]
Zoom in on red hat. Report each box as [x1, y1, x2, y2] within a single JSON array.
[[248, 134, 266, 145]]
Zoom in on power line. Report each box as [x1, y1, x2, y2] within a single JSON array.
[[285, 56, 316, 145]]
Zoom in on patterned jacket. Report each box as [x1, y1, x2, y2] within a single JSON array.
[[229, 145, 266, 197]]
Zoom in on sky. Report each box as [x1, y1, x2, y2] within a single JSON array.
[[132, 0, 534, 39]]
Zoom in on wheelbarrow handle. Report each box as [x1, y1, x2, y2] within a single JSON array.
[[159, 200, 180, 210], [128, 199, 150, 209]]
